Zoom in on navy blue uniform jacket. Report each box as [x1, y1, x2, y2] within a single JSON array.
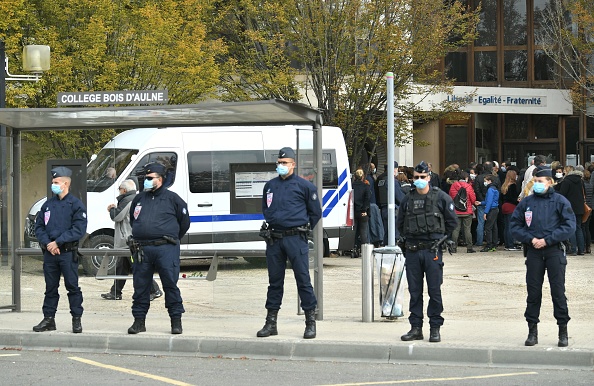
[[35, 193, 87, 247], [510, 187, 575, 246], [262, 173, 322, 229], [129, 186, 190, 241]]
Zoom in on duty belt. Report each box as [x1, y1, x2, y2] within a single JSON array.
[[405, 241, 435, 251], [271, 226, 308, 238], [137, 236, 178, 246]]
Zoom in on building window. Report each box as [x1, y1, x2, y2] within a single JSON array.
[[534, 50, 555, 81], [533, 115, 558, 139], [504, 50, 528, 81], [503, 0, 527, 46], [474, 51, 497, 82], [475, 0, 497, 46], [445, 52, 468, 82], [504, 114, 528, 139]]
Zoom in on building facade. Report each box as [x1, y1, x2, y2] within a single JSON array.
[[410, 0, 591, 173]]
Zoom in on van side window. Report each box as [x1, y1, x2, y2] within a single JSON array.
[[188, 151, 264, 193], [264, 149, 339, 188], [128, 152, 178, 189]]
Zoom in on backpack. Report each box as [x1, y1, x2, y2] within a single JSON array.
[[453, 186, 468, 212]]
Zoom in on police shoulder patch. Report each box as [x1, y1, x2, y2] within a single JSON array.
[[82, 212, 87, 218], [449, 203, 454, 211], [312, 193, 317, 201]]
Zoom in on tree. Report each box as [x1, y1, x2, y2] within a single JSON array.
[[213, 0, 479, 169], [535, 0, 594, 115], [2, 0, 225, 168]]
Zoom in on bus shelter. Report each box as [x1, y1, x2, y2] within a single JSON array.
[[0, 99, 326, 316]]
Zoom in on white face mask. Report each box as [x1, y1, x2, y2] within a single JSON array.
[[470, 174, 476, 180], [483, 181, 489, 187], [555, 173, 563, 179]]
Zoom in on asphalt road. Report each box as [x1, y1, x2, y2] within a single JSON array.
[[1, 351, 592, 386]]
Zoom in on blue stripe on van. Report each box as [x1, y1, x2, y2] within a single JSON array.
[[190, 168, 349, 223], [191, 214, 264, 222]]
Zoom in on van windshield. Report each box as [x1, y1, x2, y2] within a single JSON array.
[[87, 148, 138, 192]]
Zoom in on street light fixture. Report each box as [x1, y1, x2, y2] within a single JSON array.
[[5, 44, 51, 81]]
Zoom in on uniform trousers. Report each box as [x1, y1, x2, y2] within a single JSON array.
[[110, 255, 160, 296], [404, 247, 444, 328], [132, 243, 184, 319], [42, 250, 83, 317], [265, 234, 317, 311], [525, 245, 570, 325]]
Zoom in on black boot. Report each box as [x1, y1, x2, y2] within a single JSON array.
[[33, 317, 56, 332], [72, 316, 82, 333], [303, 309, 316, 339], [558, 324, 568, 347], [401, 326, 423, 341], [128, 318, 146, 334], [429, 327, 441, 342], [171, 318, 183, 334], [256, 309, 278, 337], [525, 322, 538, 346]]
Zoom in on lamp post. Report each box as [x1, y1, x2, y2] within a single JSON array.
[[1, 43, 50, 265]]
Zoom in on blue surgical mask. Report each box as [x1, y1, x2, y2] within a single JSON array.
[[143, 178, 155, 191], [501, 167, 506, 173], [276, 165, 289, 176], [413, 179, 428, 189], [533, 182, 546, 194], [51, 183, 63, 195]]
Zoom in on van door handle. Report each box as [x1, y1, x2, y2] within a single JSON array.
[[197, 203, 212, 207]]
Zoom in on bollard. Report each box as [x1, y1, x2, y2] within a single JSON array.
[[361, 243, 374, 322]]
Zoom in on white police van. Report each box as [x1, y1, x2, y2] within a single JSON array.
[[24, 125, 353, 274]]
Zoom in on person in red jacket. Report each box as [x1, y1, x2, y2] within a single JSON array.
[[449, 171, 477, 253]]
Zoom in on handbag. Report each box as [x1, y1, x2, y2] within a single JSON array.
[[582, 185, 592, 223]]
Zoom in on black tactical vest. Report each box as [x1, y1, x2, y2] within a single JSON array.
[[403, 188, 446, 237]]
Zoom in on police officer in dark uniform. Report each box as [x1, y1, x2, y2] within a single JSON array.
[[397, 161, 458, 343], [127, 162, 190, 335], [510, 165, 575, 347], [257, 147, 322, 339], [33, 167, 87, 333]]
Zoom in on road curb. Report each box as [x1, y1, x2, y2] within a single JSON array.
[[2, 331, 593, 369]]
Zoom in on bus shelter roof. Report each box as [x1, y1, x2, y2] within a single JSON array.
[[0, 99, 322, 131]]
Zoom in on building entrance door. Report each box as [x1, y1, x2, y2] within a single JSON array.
[[502, 143, 559, 170]]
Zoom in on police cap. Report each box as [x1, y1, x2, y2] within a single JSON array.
[[144, 162, 166, 176], [414, 161, 429, 173], [51, 166, 72, 178], [278, 147, 296, 159], [534, 165, 552, 178]]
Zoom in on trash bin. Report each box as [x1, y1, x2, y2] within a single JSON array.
[[374, 246, 406, 319]]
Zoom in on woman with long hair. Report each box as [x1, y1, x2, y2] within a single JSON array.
[[501, 169, 521, 251], [352, 169, 371, 258]]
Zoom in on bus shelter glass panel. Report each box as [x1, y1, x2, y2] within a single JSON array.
[[0, 130, 12, 308]]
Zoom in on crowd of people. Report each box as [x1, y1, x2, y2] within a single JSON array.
[[353, 156, 594, 255]]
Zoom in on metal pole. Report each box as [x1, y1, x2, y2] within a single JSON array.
[[12, 128, 21, 311], [386, 72, 396, 247], [1, 40, 8, 266], [361, 243, 374, 322], [313, 119, 324, 320]]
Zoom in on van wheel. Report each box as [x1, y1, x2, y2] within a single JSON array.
[[82, 234, 116, 276]]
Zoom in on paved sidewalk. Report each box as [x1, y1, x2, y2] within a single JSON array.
[[1, 251, 593, 369]]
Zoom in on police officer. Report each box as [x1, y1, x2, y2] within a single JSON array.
[[257, 147, 322, 339], [101, 179, 162, 301], [33, 167, 87, 333], [127, 162, 190, 335], [510, 165, 575, 347], [397, 161, 458, 343]]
